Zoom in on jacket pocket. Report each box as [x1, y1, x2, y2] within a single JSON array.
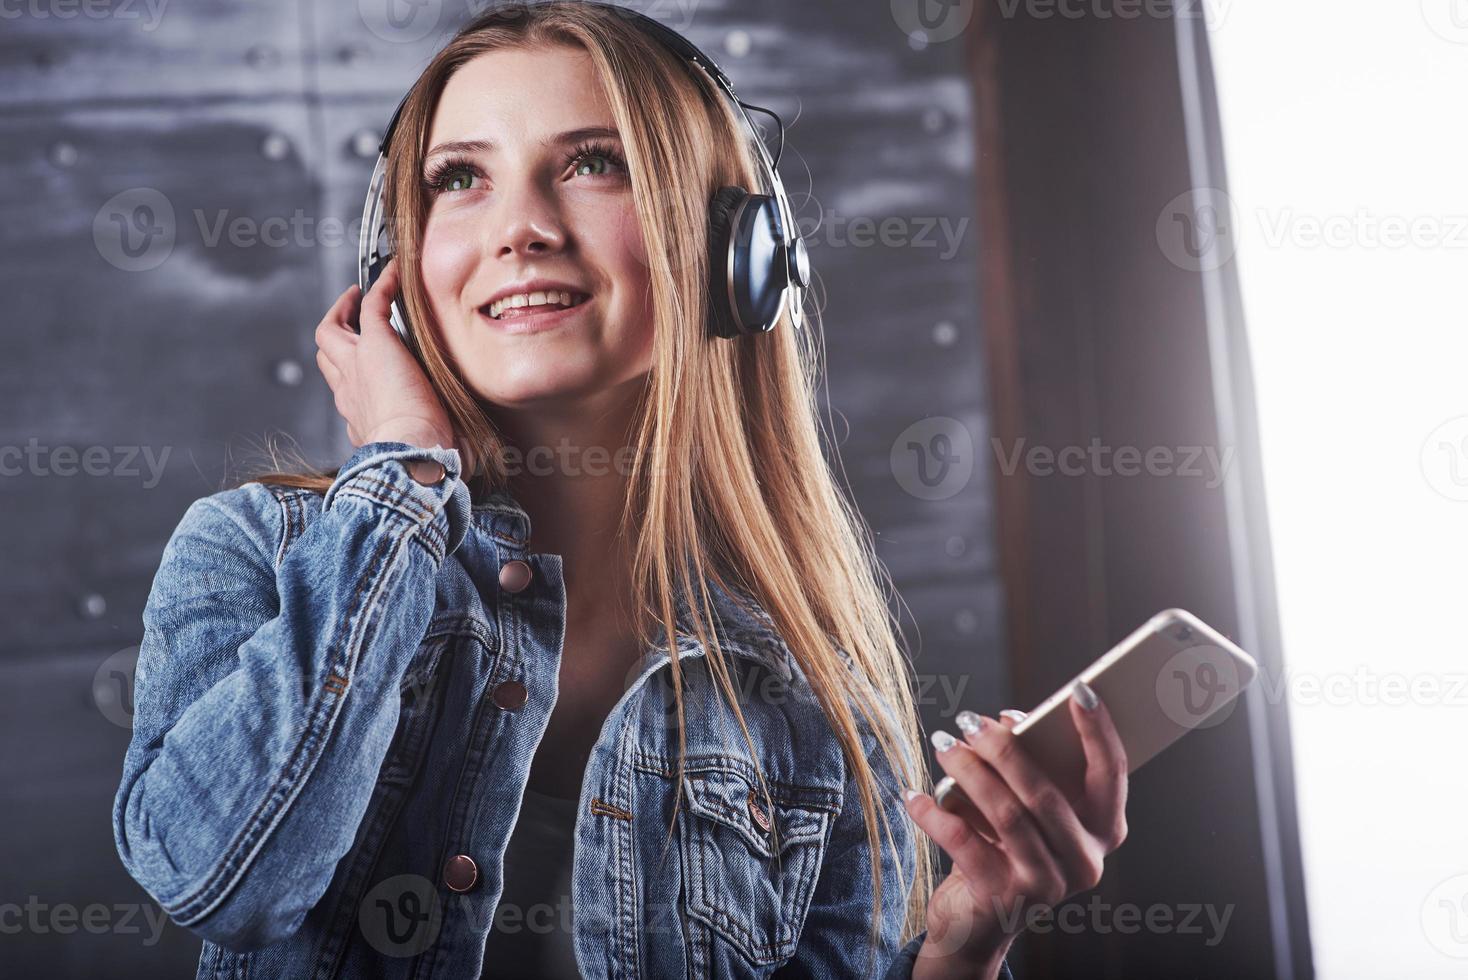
[[677, 767, 835, 966]]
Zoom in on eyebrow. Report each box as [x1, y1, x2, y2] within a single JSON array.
[[423, 126, 622, 163]]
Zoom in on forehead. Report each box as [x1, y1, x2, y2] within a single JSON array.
[[427, 44, 615, 145]]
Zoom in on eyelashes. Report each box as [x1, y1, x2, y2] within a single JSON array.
[[419, 140, 628, 195]]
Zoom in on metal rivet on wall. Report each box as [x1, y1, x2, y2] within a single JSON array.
[[261, 133, 292, 161], [79, 593, 107, 620], [48, 141, 78, 168], [933, 320, 957, 346], [922, 108, 945, 134], [908, 31, 930, 52], [945, 535, 966, 558], [954, 609, 978, 635], [724, 29, 752, 58], [351, 129, 381, 160], [336, 44, 367, 65], [274, 359, 304, 387]]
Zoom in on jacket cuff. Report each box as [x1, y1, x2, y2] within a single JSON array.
[[882, 930, 1016, 980], [321, 440, 472, 560]]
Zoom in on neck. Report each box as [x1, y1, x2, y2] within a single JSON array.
[[489, 376, 646, 632]]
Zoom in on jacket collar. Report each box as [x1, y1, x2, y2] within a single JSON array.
[[469, 488, 793, 683]]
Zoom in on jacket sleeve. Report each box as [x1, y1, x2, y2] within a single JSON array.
[[112, 440, 470, 952]]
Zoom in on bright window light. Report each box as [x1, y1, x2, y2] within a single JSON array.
[[1208, 2, 1468, 977]]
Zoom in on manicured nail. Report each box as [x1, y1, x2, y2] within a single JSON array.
[[999, 709, 1027, 724], [903, 788, 922, 802], [955, 710, 984, 737], [1072, 679, 1099, 711], [931, 729, 958, 752]]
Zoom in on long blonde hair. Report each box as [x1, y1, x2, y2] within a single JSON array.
[[242, 1, 935, 967]]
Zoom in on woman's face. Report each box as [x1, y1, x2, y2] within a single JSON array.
[[418, 44, 655, 410]]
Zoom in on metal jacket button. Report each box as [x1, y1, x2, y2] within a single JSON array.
[[407, 459, 446, 485], [498, 559, 533, 593], [443, 854, 478, 893], [492, 680, 528, 711], [748, 789, 772, 833]]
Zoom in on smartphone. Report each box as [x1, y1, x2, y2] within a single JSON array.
[[934, 608, 1259, 815]]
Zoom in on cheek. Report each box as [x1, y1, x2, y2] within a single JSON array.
[[419, 222, 479, 322]]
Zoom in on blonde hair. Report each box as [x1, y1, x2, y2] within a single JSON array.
[[241, 1, 935, 968]]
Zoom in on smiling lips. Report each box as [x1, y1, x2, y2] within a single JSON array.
[[483, 289, 590, 320]]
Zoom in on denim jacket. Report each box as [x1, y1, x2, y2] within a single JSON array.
[[113, 440, 1013, 979]]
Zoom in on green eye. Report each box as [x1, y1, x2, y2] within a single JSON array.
[[444, 168, 475, 191], [575, 155, 611, 177]]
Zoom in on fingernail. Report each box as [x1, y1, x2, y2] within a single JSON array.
[[903, 788, 922, 802], [1072, 679, 1099, 712], [955, 710, 984, 737], [931, 729, 958, 752], [999, 709, 1027, 724]]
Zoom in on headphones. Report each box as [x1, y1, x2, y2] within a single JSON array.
[[357, 0, 811, 343]]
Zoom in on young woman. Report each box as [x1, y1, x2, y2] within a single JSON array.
[[112, 4, 1129, 978]]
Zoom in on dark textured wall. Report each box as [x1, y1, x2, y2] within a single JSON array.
[[0, 1, 1003, 974]]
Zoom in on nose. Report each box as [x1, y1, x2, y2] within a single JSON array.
[[492, 174, 568, 259]]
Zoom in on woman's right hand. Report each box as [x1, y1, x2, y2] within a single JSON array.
[[314, 256, 456, 453]]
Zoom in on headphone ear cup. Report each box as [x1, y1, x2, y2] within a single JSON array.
[[707, 185, 750, 338]]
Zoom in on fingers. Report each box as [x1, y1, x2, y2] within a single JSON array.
[[360, 256, 401, 336], [930, 731, 1065, 901], [902, 787, 1011, 893], [1069, 682, 1129, 850], [316, 284, 361, 355], [959, 711, 1105, 894], [315, 349, 341, 389]]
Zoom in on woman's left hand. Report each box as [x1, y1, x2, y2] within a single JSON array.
[[902, 682, 1130, 980]]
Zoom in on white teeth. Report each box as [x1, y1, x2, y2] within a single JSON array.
[[487, 289, 581, 319]]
